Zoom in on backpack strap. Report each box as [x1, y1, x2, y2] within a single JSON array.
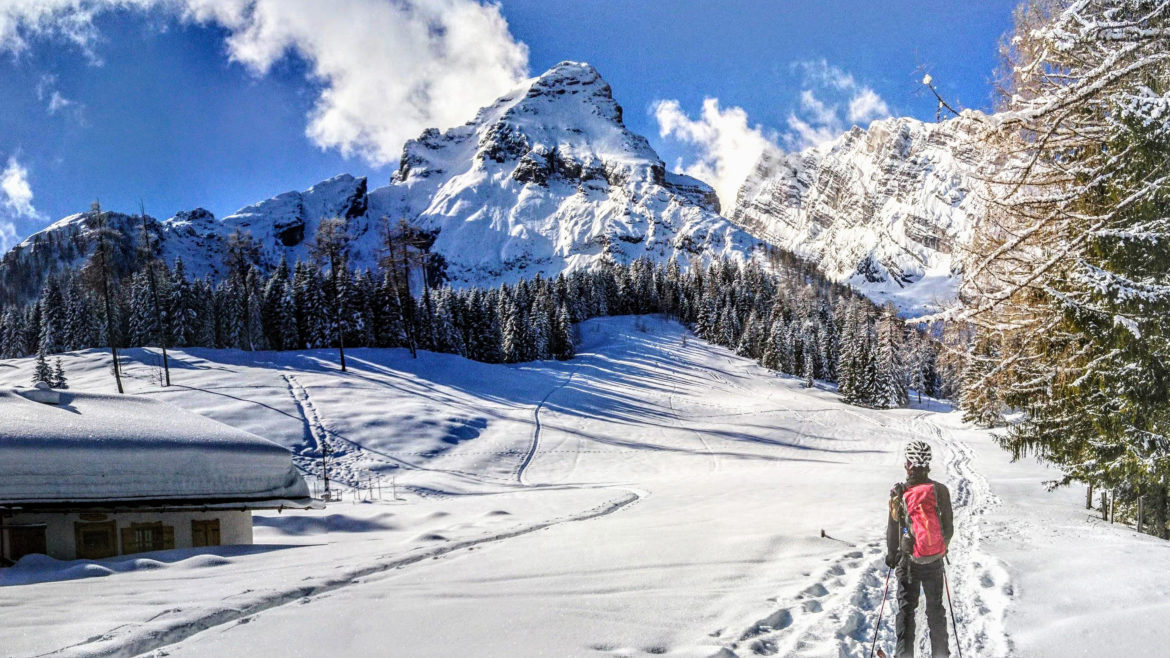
[[932, 482, 948, 549], [889, 483, 909, 533]]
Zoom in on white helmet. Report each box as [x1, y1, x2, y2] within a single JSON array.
[[904, 440, 932, 468]]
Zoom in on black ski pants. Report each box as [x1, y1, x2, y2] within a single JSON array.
[[895, 558, 949, 657]]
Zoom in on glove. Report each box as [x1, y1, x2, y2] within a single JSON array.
[[890, 482, 905, 498], [885, 552, 899, 569]]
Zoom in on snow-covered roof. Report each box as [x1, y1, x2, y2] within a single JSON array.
[[0, 388, 311, 507]]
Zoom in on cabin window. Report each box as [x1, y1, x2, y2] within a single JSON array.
[[191, 519, 221, 547], [4, 525, 47, 561], [120, 522, 175, 555], [74, 521, 117, 559]]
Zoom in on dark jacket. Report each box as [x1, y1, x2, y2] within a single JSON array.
[[886, 474, 953, 565]]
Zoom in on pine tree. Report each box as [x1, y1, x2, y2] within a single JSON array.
[[292, 262, 328, 349], [167, 259, 197, 346], [529, 296, 552, 360], [38, 277, 66, 355], [873, 303, 907, 409], [501, 296, 526, 363], [128, 271, 158, 346], [553, 303, 575, 360], [761, 318, 783, 371], [736, 311, 764, 359], [32, 348, 52, 385], [225, 229, 260, 351], [802, 323, 816, 388], [64, 281, 98, 350], [78, 201, 125, 393], [373, 270, 407, 348], [243, 267, 266, 351], [415, 286, 437, 352], [51, 357, 68, 389], [262, 257, 292, 350], [137, 205, 172, 386]]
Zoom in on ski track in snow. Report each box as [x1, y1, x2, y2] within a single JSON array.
[[281, 373, 516, 490], [282, 374, 349, 485], [669, 383, 719, 474], [46, 360, 653, 658], [516, 370, 576, 486], [46, 491, 643, 658], [714, 412, 1014, 658], [914, 413, 1014, 658]]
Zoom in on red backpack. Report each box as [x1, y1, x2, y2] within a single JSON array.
[[902, 483, 946, 559]]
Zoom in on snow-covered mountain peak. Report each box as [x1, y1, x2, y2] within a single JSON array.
[[395, 60, 661, 192], [377, 62, 750, 283], [732, 114, 984, 315]]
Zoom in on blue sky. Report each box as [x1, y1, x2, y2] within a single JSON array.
[[0, 0, 1019, 250]]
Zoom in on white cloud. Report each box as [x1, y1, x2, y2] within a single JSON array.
[[653, 61, 894, 210], [47, 90, 73, 114], [793, 59, 857, 91], [785, 59, 893, 149], [1, 0, 530, 165], [653, 98, 779, 212], [848, 88, 891, 124], [0, 220, 14, 252], [0, 156, 41, 252], [1, 157, 39, 219], [36, 74, 83, 118]]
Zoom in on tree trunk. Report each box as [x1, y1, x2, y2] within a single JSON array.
[[331, 263, 346, 372], [1153, 484, 1168, 540], [1137, 495, 1144, 534], [1086, 482, 1093, 510], [100, 268, 123, 395], [141, 209, 170, 386]]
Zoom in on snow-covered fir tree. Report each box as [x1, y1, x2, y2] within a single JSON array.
[[31, 348, 52, 385], [51, 357, 68, 389], [873, 303, 908, 409]]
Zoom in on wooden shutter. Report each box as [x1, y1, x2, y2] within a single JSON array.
[[75, 521, 117, 559], [7, 526, 47, 560], [191, 519, 222, 547], [120, 527, 137, 555], [162, 524, 175, 550]]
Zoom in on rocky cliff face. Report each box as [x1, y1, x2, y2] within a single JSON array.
[[367, 61, 749, 283], [732, 115, 984, 315], [1, 62, 755, 303]]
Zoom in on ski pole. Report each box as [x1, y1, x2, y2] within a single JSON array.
[[869, 567, 893, 658], [943, 566, 963, 658]]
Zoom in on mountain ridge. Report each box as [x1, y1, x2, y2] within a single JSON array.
[[0, 62, 755, 304], [731, 113, 985, 315], [2, 62, 986, 317]]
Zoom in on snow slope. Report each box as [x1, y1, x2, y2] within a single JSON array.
[[0, 318, 1165, 657]]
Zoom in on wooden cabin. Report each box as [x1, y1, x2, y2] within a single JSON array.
[[0, 383, 315, 564]]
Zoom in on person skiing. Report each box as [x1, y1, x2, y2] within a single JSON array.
[[884, 439, 954, 657]]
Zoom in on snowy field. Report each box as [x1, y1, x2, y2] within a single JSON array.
[[1, 316, 1167, 657]]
